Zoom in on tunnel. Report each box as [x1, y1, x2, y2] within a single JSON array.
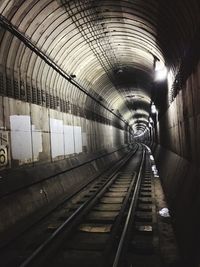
[[0, 0, 200, 266]]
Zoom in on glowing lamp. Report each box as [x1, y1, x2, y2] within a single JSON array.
[[155, 66, 168, 81], [151, 103, 157, 114]]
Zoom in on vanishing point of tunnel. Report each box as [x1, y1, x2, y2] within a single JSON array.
[[0, 1, 200, 267]]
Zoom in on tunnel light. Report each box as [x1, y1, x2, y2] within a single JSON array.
[[151, 103, 157, 114], [155, 60, 164, 71], [154, 60, 168, 81], [117, 69, 123, 73], [150, 155, 154, 161], [155, 66, 168, 81]]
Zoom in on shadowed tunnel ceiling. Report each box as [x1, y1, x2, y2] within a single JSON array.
[[0, 0, 199, 136]]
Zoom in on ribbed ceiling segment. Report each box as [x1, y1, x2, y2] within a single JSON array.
[[0, 0, 199, 135]]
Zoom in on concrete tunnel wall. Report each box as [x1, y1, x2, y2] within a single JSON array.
[[0, 94, 131, 242], [153, 58, 200, 266], [0, 21, 133, 241], [0, 96, 127, 167], [0, 96, 130, 240], [0, 1, 137, 244]]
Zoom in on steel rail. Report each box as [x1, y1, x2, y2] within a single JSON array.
[[0, 144, 136, 250], [112, 146, 146, 267], [20, 145, 140, 267]]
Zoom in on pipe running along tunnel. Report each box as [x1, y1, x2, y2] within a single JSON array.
[[0, 1, 200, 266]]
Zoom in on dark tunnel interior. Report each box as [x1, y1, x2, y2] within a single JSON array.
[[0, 1, 200, 266]]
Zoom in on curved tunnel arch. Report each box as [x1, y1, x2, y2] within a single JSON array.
[[1, 2, 200, 265], [0, 0, 199, 136]]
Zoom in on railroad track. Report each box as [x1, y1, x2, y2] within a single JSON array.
[[1, 144, 160, 267], [113, 147, 159, 267]]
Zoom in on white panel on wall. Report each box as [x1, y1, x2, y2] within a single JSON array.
[[74, 126, 82, 153], [64, 125, 74, 155], [50, 118, 64, 158], [32, 125, 42, 161], [10, 115, 32, 162]]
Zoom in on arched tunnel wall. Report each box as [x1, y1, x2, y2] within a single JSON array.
[[153, 58, 200, 265], [0, 29, 133, 244], [0, 96, 128, 167], [0, 1, 137, 246], [0, 1, 200, 265]]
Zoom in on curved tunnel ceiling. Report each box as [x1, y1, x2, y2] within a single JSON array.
[[0, 0, 199, 135]]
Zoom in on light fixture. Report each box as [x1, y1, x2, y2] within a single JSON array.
[[154, 59, 168, 81], [155, 66, 168, 81], [151, 102, 157, 114]]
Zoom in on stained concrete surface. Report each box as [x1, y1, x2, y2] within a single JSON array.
[[153, 144, 200, 267]]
